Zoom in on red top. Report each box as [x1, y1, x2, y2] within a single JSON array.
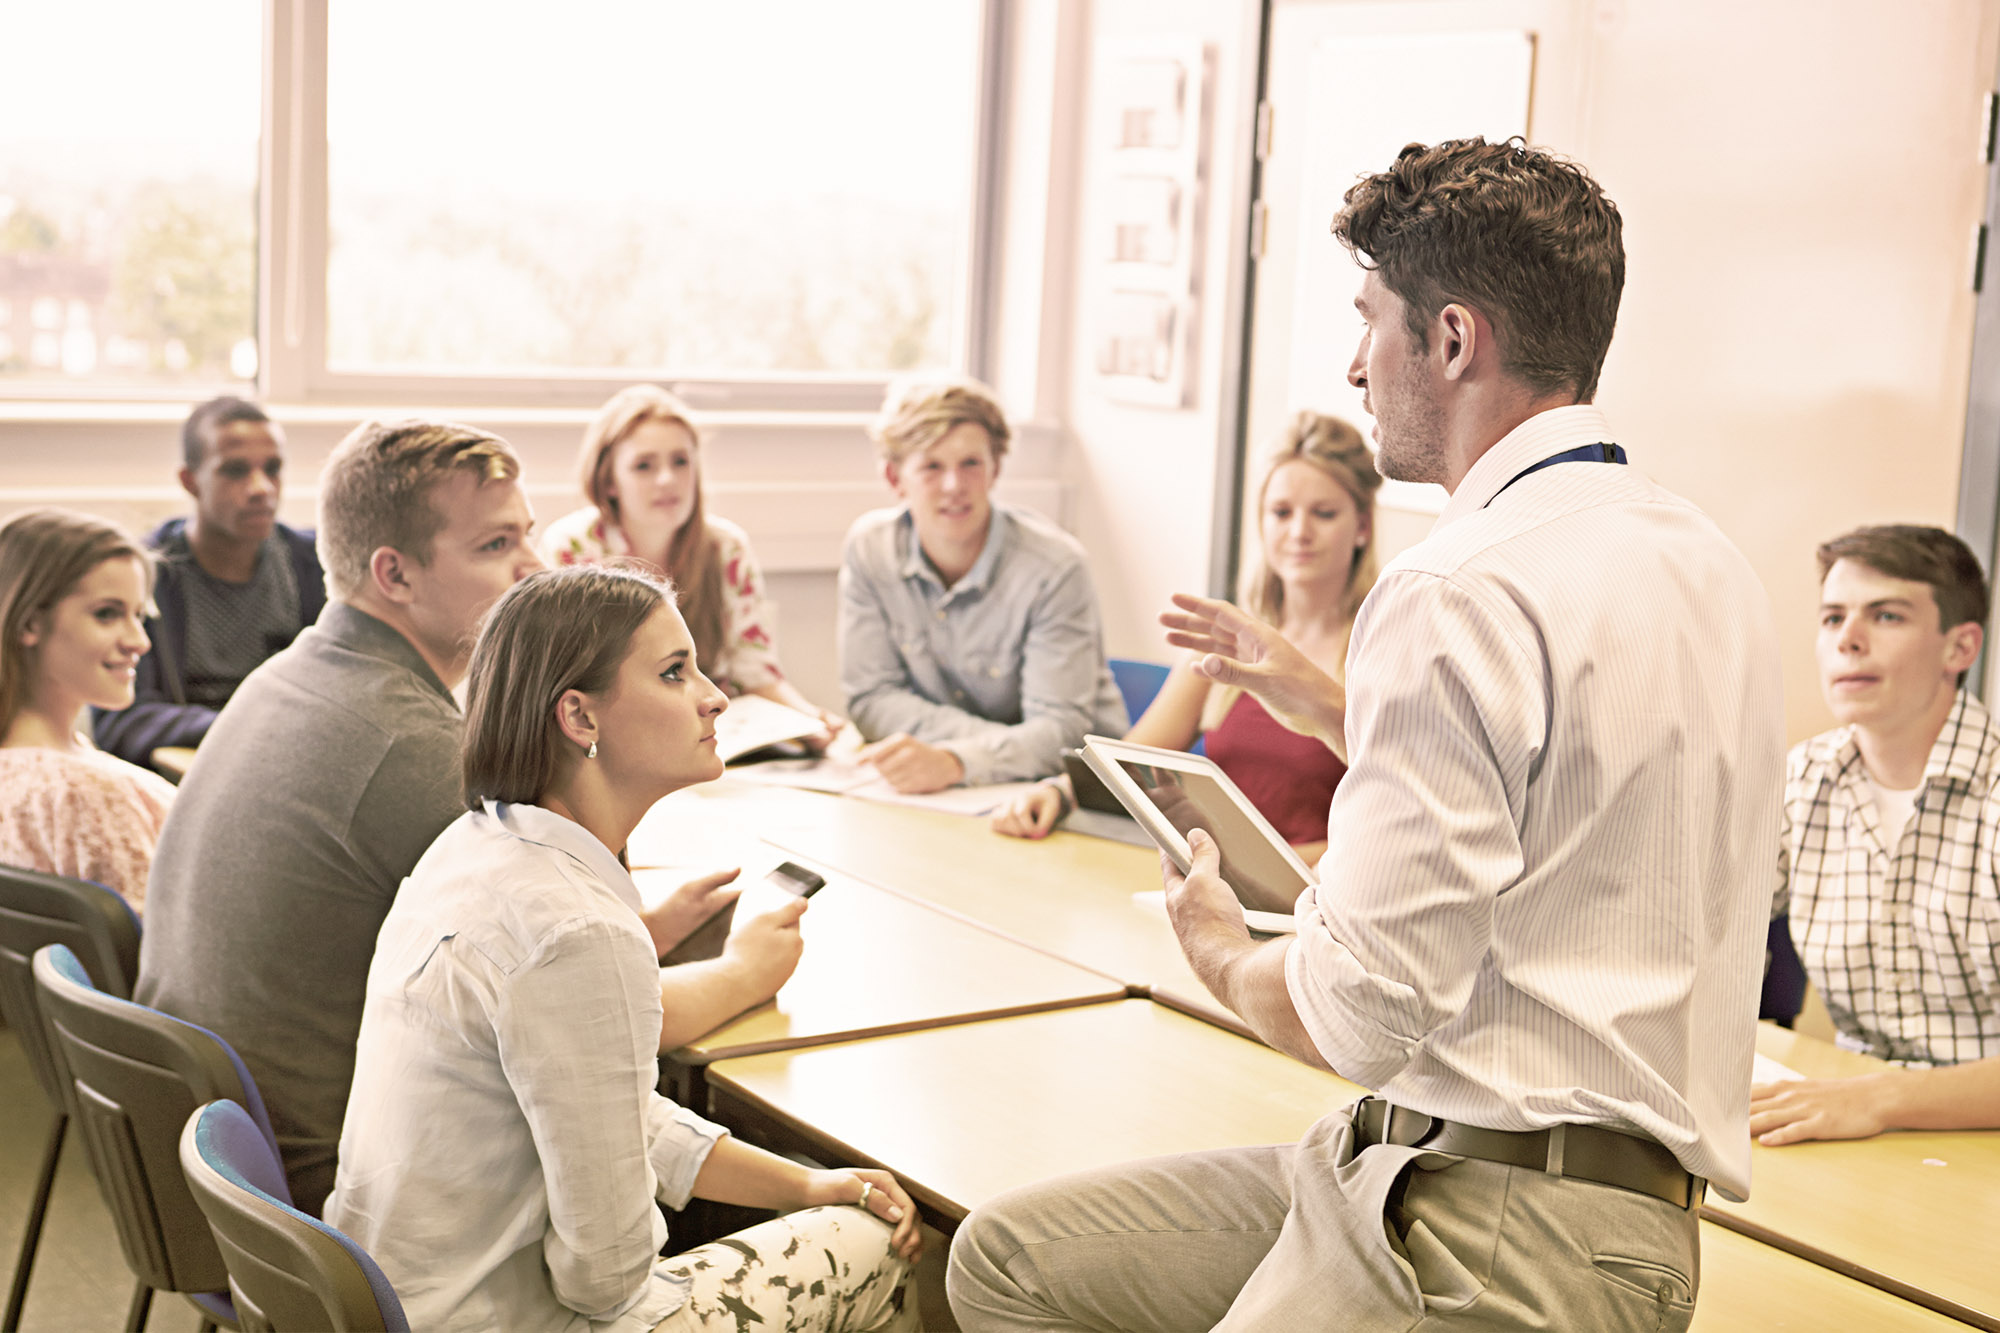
[[1201, 691, 1347, 845]]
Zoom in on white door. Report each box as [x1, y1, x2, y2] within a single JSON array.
[[1239, 0, 1573, 571]]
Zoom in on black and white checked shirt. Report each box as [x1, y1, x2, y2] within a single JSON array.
[[1776, 691, 2000, 1066]]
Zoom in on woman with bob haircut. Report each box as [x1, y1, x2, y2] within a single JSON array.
[[540, 383, 840, 742], [326, 563, 920, 1333], [994, 412, 1380, 854], [0, 508, 174, 908]]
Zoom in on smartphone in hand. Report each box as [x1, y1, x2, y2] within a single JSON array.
[[662, 861, 825, 965], [766, 861, 825, 898]]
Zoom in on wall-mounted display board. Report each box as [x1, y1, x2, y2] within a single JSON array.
[[1093, 38, 1214, 408]]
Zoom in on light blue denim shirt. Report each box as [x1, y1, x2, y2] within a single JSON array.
[[838, 503, 1127, 785]]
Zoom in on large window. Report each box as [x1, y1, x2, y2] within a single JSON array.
[[4, 0, 993, 407], [323, 1, 982, 385], [0, 3, 259, 395]]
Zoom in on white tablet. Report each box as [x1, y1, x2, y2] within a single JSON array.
[[1080, 735, 1314, 934]]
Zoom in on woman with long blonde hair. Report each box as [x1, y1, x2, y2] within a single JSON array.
[[994, 412, 1380, 854], [539, 384, 840, 740], [0, 508, 175, 907]]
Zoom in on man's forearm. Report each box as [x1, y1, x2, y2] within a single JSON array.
[[1876, 1055, 2000, 1131], [1184, 926, 1329, 1070]]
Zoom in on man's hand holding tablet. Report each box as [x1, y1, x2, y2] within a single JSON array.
[[1079, 736, 1313, 927], [1160, 827, 1255, 951], [1159, 827, 1330, 1070]]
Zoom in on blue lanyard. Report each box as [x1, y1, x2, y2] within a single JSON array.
[[1486, 441, 1626, 507]]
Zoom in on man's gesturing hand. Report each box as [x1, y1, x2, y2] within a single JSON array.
[[1160, 593, 1347, 759]]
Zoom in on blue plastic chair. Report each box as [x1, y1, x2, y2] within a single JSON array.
[[181, 1100, 408, 1332], [0, 866, 142, 1331], [1108, 658, 1171, 723], [1761, 915, 1807, 1028], [1107, 657, 1204, 754], [32, 942, 276, 1332]]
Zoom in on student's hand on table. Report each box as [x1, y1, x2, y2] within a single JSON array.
[[802, 1167, 924, 1261], [1159, 828, 1253, 949], [796, 709, 846, 754], [640, 868, 742, 955], [992, 783, 1065, 839], [1749, 1074, 1892, 1145], [722, 893, 808, 998], [1160, 593, 1348, 757], [856, 733, 965, 793]]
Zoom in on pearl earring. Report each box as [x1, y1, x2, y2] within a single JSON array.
[[586, 740, 598, 760]]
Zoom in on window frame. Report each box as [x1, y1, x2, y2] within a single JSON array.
[[255, 0, 1004, 413]]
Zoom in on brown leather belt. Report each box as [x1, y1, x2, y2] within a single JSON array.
[[1350, 1098, 1703, 1209]]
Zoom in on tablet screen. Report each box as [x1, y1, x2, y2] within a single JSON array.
[[1111, 758, 1311, 914]]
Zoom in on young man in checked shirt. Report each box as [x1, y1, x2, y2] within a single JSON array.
[[1754, 525, 2000, 1144]]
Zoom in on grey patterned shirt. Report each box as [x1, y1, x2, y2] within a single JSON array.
[[177, 534, 303, 709]]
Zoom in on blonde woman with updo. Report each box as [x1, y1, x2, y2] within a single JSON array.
[[993, 412, 1380, 855], [0, 508, 174, 908], [540, 384, 840, 741]]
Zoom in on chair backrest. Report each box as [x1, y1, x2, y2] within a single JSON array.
[[32, 942, 284, 1298], [181, 1100, 408, 1333], [1109, 658, 1172, 724], [0, 864, 141, 1112], [1761, 914, 1808, 1027], [1106, 658, 1204, 755]]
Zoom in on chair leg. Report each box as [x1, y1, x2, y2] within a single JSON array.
[[2, 1113, 65, 1332], [123, 1279, 151, 1333]]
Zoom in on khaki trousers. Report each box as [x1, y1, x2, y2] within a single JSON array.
[[948, 1106, 1700, 1332]]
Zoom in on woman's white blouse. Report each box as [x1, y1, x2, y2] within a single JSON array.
[[326, 801, 724, 1332]]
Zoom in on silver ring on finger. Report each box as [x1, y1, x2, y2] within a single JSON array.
[[856, 1181, 874, 1211]]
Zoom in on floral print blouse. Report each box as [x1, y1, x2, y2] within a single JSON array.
[[0, 746, 175, 912], [537, 508, 786, 696]]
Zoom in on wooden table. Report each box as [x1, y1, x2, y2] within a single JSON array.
[[1692, 1224, 1970, 1331], [647, 780, 1998, 1327], [661, 866, 1126, 1097], [638, 779, 1251, 1035], [1699, 1024, 2000, 1329], [707, 999, 1364, 1224], [709, 1001, 1963, 1331], [151, 746, 196, 782]]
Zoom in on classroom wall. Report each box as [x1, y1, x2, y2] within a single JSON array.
[[1573, 0, 2000, 744], [1055, 0, 1247, 669], [1057, 0, 2000, 744]]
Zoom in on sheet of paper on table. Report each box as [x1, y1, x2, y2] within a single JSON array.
[[715, 695, 825, 763], [725, 751, 1043, 816], [1752, 1051, 1804, 1085], [1131, 888, 1297, 936]]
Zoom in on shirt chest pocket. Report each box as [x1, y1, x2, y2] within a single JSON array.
[[941, 600, 1029, 688]]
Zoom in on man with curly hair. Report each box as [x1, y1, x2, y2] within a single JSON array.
[[949, 138, 1786, 1332]]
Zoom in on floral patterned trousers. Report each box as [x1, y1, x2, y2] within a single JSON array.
[[653, 1205, 921, 1332]]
